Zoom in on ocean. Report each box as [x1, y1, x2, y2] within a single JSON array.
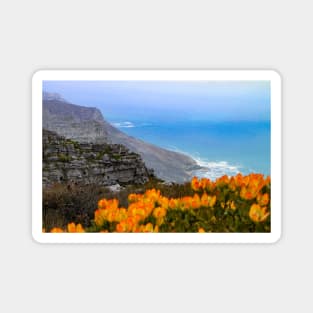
[[109, 119, 271, 180]]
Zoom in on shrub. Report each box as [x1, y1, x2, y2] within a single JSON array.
[[44, 173, 271, 233]]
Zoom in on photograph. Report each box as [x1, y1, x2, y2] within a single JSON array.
[[32, 70, 281, 243]]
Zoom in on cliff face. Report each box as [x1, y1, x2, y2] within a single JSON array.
[[43, 99, 108, 144], [43, 129, 151, 187], [43, 95, 201, 182]]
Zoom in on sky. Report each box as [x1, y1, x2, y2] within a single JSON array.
[[43, 80, 271, 122]]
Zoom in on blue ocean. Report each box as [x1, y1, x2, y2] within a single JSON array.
[[109, 119, 271, 180]]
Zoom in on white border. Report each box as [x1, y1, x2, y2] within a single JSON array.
[[32, 70, 281, 244]]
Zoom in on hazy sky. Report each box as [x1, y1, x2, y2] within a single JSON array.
[[43, 80, 270, 122]]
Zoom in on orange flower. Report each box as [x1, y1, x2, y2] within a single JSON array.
[[200, 177, 210, 190], [216, 175, 229, 187], [249, 204, 270, 222], [116, 221, 127, 232], [201, 192, 216, 207], [240, 186, 257, 200], [234, 173, 244, 186], [128, 193, 142, 203], [153, 207, 167, 219], [229, 177, 237, 191], [145, 189, 160, 202], [191, 176, 200, 191], [158, 196, 169, 209], [201, 192, 209, 207], [67, 222, 76, 233], [181, 196, 193, 210], [98, 199, 108, 209], [191, 194, 201, 209], [67, 222, 85, 233], [75, 224, 85, 233], [106, 199, 119, 211], [198, 228, 205, 233], [50, 227, 64, 233], [257, 193, 270, 206], [169, 198, 180, 209], [94, 209, 105, 227], [264, 175, 271, 186]]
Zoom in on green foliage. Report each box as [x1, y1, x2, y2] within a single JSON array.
[[58, 153, 72, 162]]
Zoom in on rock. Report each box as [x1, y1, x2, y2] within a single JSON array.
[[106, 184, 122, 193], [43, 129, 150, 187]]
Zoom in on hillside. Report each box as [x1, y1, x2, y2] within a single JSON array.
[[43, 94, 201, 182]]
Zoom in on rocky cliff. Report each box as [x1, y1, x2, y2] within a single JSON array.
[[43, 129, 151, 187], [43, 94, 201, 182]]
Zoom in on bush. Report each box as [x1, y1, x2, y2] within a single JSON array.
[[44, 173, 271, 233]]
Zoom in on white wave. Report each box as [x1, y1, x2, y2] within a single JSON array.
[[162, 145, 242, 180], [192, 158, 241, 180], [112, 121, 135, 128]]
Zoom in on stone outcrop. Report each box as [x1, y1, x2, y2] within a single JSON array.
[[43, 95, 202, 182], [43, 129, 151, 187]]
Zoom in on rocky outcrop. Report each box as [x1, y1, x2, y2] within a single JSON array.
[[43, 98, 108, 144], [43, 129, 151, 187], [43, 95, 202, 182]]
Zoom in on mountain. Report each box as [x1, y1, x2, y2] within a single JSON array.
[[42, 94, 201, 182], [43, 129, 151, 187]]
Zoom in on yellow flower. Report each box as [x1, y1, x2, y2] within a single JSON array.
[[249, 204, 270, 222], [208, 195, 216, 207], [201, 192, 209, 207], [141, 223, 154, 232], [94, 209, 105, 227], [230, 200, 236, 210]]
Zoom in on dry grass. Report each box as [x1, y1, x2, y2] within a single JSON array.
[[42, 179, 193, 231]]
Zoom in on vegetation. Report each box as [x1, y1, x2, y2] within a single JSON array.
[[58, 153, 72, 162], [43, 173, 271, 233]]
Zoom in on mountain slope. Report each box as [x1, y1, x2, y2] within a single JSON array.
[[42, 95, 201, 182]]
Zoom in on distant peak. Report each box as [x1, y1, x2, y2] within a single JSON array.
[[43, 91, 67, 102]]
